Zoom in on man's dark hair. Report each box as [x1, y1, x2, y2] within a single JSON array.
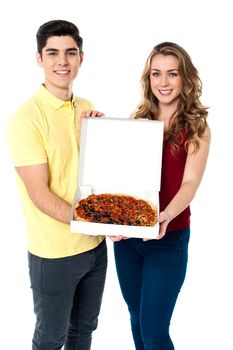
[[36, 19, 83, 55]]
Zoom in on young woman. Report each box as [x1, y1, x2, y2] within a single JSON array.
[[112, 42, 211, 350]]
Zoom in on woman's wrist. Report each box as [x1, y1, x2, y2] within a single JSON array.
[[163, 209, 172, 221]]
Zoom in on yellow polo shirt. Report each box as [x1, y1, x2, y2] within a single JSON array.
[[7, 85, 104, 258]]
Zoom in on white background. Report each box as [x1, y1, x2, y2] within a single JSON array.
[[0, 0, 232, 349]]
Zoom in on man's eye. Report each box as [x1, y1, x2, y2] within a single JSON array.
[[48, 52, 57, 56], [68, 51, 78, 56]]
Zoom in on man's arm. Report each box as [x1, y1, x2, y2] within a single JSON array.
[[16, 163, 71, 224]]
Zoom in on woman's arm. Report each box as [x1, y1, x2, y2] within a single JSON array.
[[157, 126, 211, 239]]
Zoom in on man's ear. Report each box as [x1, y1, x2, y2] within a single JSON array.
[[79, 52, 84, 66], [36, 52, 43, 67]]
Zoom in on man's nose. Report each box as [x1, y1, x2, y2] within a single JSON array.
[[58, 53, 69, 65]]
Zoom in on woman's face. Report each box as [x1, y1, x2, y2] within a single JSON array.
[[150, 54, 182, 107]]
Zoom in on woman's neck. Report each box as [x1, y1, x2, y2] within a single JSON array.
[[157, 103, 177, 120], [157, 104, 178, 131]]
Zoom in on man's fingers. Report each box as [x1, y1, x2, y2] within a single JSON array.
[[81, 110, 104, 118]]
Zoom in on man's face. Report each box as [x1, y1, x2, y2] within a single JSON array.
[[37, 35, 83, 97]]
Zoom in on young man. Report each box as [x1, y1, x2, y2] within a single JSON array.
[[7, 20, 107, 350]]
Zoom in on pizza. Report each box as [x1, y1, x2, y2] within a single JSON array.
[[74, 193, 157, 226]]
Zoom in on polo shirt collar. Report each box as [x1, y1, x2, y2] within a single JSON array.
[[37, 84, 75, 111]]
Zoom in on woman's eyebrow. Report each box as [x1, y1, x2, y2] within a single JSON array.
[[151, 68, 179, 71]]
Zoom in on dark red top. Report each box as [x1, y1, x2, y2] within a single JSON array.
[[159, 134, 191, 232]]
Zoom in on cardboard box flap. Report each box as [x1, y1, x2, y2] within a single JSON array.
[[78, 117, 164, 192]]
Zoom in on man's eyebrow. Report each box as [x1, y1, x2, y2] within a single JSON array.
[[66, 47, 79, 52], [45, 48, 58, 52], [45, 47, 79, 52]]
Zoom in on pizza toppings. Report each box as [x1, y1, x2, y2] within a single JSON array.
[[74, 193, 157, 226]]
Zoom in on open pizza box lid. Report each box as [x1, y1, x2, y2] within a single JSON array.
[[70, 117, 164, 239]]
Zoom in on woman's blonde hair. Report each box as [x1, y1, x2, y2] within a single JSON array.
[[133, 42, 208, 152]]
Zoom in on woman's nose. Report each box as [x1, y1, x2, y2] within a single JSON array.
[[160, 74, 169, 86]]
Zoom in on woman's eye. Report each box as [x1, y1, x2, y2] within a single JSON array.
[[169, 72, 178, 77], [152, 72, 160, 77]]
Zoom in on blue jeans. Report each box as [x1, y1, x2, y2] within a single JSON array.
[[28, 239, 107, 350], [114, 228, 190, 350]]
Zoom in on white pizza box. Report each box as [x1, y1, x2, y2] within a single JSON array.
[[70, 117, 164, 239]]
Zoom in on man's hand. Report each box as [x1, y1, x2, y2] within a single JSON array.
[[81, 110, 104, 118]]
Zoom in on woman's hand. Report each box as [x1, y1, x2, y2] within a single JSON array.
[[108, 235, 124, 242], [156, 210, 172, 239], [143, 210, 171, 241], [108, 235, 130, 242]]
